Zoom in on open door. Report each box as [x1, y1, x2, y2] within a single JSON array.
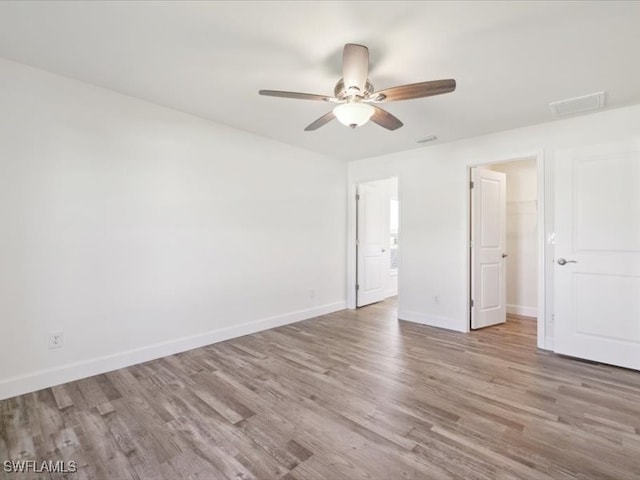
[[554, 142, 640, 370], [471, 167, 507, 329], [356, 182, 389, 307]]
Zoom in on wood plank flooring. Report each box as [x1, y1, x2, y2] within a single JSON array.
[[2, 298, 640, 479]]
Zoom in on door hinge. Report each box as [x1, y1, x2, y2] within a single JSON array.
[[471, 299, 474, 307], [470, 181, 474, 189], [356, 284, 360, 291], [355, 239, 360, 246], [356, 193, 360, 201]]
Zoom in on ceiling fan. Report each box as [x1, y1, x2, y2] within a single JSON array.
[[259, 43, 456, 131]]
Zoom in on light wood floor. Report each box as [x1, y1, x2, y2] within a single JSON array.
[[2, 298, 640, 480]]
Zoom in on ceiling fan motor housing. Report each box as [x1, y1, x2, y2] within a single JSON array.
[[334, 78, 374, 100]]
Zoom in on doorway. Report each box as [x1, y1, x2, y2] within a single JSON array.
[[469, 158, 540, 341], [355, 177, 399, 308]]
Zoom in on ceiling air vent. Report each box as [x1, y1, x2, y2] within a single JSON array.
[[415, 135, 438, 144], [549, 91, 605, 118]]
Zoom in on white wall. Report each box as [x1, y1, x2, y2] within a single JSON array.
[[0, 58, 347, 400], [491, 159, 538, 317], [348, 102, 640, 349]]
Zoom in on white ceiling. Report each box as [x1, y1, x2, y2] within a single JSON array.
[[1, 1, 639, 161]]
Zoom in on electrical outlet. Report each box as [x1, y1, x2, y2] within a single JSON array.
[[49, 332, 64, 349], [434, 295, 439, 305]]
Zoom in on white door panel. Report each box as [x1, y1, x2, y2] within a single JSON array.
[[471, 168, 507, 329], [362, 256, 382, 290], [554, 142, 640, 370], [357, 182, 389, 307]]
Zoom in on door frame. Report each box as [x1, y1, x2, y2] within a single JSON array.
[[465, 150, 548, 349], [347, 176, 400, 310]]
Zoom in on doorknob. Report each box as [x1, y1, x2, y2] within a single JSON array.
[[502, 253, 508, 258], [557, 257, 577, 266], [381, 248, 386, 253]]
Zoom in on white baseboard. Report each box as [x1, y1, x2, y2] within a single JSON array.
[[0, 301, 346, 401], [398, 309, 467, 333], [507, 304, 538, 318], [385, 288, 398, 298]]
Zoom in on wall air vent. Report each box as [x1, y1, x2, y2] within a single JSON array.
[[549, 91, 605, 118], [415, 135, 438, 144]]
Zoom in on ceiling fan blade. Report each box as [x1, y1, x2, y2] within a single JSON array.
[[373, 79, 456, 102], [342, 44, 369, 92], [304, 111, 335, 131], [370, 106, 403, 130], [259, 90, 332, 101]]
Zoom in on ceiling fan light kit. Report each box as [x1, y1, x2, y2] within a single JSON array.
[[259, 44, 456, 131], [333, 102, 375, 128]]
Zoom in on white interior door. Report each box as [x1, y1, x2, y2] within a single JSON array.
[[471, 167, 507, 329], [357, 182, 390, 307], [554, 142, 640, 370]]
